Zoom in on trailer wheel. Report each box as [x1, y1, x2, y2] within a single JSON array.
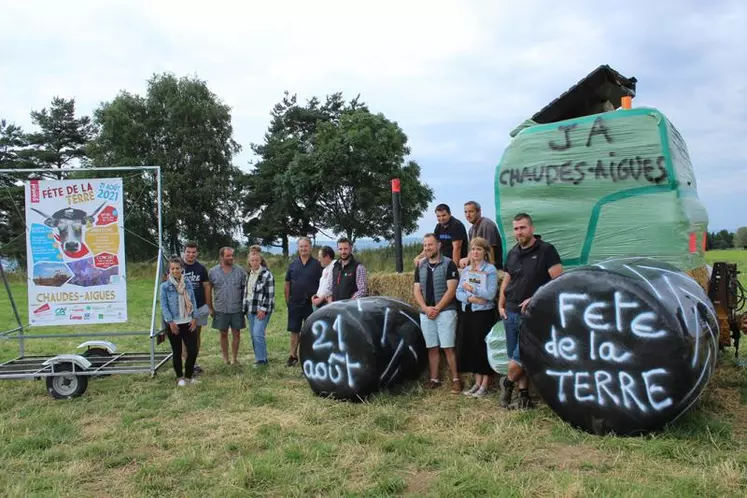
[[46, 363, 88, 399], [82, 347, 112, 377], [82, 347, 110, 358]]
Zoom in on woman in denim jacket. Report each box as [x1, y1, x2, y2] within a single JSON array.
[[455, 237, 499, 398], [161, 256, 198, 386]]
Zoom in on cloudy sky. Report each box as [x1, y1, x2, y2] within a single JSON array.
[[2, 0, 745, 237]]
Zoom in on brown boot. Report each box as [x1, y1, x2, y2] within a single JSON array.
[[450, 379, 463, 394], [424, 379, 442, 389]]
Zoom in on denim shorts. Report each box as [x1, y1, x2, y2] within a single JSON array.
[[419, 309, 458, 349], [503, 310, 523, 365]]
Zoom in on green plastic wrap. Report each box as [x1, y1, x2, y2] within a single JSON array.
[[485, 321, 509, 375], [495, 107, 708, 271]]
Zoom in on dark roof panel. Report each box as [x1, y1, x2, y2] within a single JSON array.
[[530, 64, 638, 124]]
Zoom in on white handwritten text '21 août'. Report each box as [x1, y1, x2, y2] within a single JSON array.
[[303, 315, 362, 389]]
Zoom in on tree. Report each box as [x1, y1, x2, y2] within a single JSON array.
[[734, 227, 747, 249], [0, 120, 30, 263], [303, 108, 433, 243], [89, 73, 244, 260], [244, 92, 364, 256], [707, 229, 734, 250], [22, 97, 94, 175]]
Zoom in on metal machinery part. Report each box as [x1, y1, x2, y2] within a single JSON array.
[[708, 262, 747, 356]]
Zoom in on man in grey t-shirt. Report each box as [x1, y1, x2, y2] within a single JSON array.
[[462, 200, 503, 269], [208, 247, 247, 365]]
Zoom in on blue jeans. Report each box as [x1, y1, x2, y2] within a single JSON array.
[[247, 312, 272, 362], [503, 311, 523, 366]]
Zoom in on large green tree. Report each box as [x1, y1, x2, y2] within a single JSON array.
[[244, 92, 364, 255], [22, 97, 94, 176], [89, 73, 245, 260], [303, 108, 433, 243], [245, 92, 432, 252], [0, 120, 30, 263]]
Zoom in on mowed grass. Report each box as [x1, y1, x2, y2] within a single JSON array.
[[0, 252, 745, 496]]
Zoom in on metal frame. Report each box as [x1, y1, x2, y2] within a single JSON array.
[[0, 166, 171, 389]]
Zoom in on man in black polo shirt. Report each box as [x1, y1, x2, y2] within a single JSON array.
[[498, 212, 563, 409], [414, 203, 469, 266], [284, 237, 322, 366]]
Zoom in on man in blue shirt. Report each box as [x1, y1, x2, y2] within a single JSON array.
[[284, 237, 322, 366]]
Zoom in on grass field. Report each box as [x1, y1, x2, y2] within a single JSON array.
[[0, 250, 746, 496]]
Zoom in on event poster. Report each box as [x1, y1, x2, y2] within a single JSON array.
[[24, 178, 128, 326]]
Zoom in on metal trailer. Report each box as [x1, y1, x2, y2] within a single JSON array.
[[0, 166, 173, 399]]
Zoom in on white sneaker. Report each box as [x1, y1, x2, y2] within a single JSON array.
[[177, 378, 187, 387], [189, 378, 200, 385]]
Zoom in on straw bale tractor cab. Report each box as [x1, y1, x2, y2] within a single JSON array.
[[491, 65, 746, 435]]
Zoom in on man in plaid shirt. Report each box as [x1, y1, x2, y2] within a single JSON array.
[[244, 252, 275, 366]]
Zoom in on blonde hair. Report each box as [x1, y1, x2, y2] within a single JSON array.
[[469, 237, 493, 264]]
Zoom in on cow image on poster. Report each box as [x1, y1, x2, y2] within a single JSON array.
[[299, 296, 427, 400], [30, 202, 106, 258], [520, 257, 719, 436]]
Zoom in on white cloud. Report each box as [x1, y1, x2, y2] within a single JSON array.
[[1, 0, 745, 237]]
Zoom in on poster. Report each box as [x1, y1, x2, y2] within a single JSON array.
[[24, 178, 127, 326], [464, 269, 487, 294]]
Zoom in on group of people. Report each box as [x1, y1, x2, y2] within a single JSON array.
[[412, 202, 562, 409], [159, 238, 368, 386], [158, 200, 562, 411]]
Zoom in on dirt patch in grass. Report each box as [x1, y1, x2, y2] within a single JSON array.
[[404, 469, 438, 495], [539, 443, 609, 471]]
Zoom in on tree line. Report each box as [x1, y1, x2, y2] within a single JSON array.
[[0, 73, 434, 263], [708, 228, 747, 250]]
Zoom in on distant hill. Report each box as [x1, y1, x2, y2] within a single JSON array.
[[260, 236, 422, 255]]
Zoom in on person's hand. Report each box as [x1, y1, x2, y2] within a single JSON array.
[[499, 307, 507, 320], [189, 319, 197, 331], [470, 296, 488, 305], [462, 281, 474, 293], [458, 257, 469, 269], [169, 322, 178, 335], [520, 298, 531, 314], [257, 310, 266, 320], [427, 306, 440, 320]]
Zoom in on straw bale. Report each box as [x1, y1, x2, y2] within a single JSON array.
[[367, 272, 417, 308], [686, 265, 710, 294], [367, 269, 506, 309]]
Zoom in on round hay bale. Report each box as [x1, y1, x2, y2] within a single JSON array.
[[299, 296, 427, 400], [520, 257, 719, 436]]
